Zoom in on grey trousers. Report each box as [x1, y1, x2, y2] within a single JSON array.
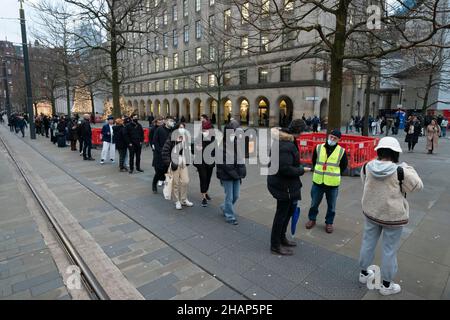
[[359, 218, 403, 282]]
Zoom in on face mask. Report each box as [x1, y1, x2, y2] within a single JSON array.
[[327, 139, 337, 146], [178, 128, 186, 135], [229, 135, 235, 142], [202, 131, 209, 137], [167, 120, 175, 128]]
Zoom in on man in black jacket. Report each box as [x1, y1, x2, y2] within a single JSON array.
[[151, 117, 174, 192], [267, 119, 311, 255], [124, 114, 144, 173], [80, 114, 95, 160]]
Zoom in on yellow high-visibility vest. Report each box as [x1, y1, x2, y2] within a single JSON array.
[[312, 143, 344, 187]]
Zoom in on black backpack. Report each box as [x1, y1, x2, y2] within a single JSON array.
[[363, 163, 405, 198]]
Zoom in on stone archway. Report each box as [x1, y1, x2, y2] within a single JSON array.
[[193, 98, 202, 121], [154, 99, 161, 117], [181, 98, 191, 122], [319, 98, 328, 122], [133, 100, 139, 116], [172, 99, 180, 118], [224, 99, 232, 123], [256, 96, 270, 127], [238, 97, 250, 125], [277, 96, 293, 127], [139, 100, 145, 119], [147, 99, 153, 116]]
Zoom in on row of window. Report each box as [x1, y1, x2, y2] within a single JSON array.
[[123, 65, 291, 94]]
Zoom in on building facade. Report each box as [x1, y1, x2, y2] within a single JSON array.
[[118, 0, 378, 126]]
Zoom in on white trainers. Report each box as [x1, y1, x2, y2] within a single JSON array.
[[175, 201, 182, 210], [379, 282, 401, 296], [359, 270, 375, 284], [157, 181, 163, 187], [100, 159, 105, 164], [182, 200, 194, 207]]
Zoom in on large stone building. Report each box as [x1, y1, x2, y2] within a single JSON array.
[[0, 40, 24, 113], [119, 0, 379, 126]]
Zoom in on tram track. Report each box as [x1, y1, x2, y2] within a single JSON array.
[[0, 134, 110, 300]]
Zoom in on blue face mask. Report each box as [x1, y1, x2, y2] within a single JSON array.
[[327, 139, 337, 146]]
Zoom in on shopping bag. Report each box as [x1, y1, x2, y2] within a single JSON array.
[[163, 165, 173, 200], [291, 207, 301, 235]]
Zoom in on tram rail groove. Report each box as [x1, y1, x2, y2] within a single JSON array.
[[0, 135, 110, 300]]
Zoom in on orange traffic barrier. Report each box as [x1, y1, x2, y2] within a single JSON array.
[[91, 128, 102, 146]]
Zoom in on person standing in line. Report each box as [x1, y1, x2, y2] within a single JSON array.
[[56, 116, 67, 147], [305, 129, 348, 233], [216, 120, 247, 225], [152, 117, 174, 193], [404, 115, 421, 152], [68, 117, 79, 151], [440, 117, 448, 138], [358, 137, 423, 296], [162, 123, 194, 209], [194, 115, 216, 207], [426, 119, 441, 154], [76, 116, 84, 155], [16, 115, 27, 137], [113, 118, 128, 172], [80, 114, 95, 160], [124, 114, 144, 174], [147, 112, 155, 128], [100, 116, 116, 164], [43, 115, 50, 138], [267, 119, 311, 256]]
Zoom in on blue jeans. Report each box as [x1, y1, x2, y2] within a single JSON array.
[[220, 179, 240, 222], [308, 183, 339, 225], [441, 127, 446, 137], [359, 219, 403, 282]]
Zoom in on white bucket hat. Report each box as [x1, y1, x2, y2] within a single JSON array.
[[375, 137, 403, 153]]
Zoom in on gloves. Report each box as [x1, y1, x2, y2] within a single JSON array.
[[171, 163, 178, 171]]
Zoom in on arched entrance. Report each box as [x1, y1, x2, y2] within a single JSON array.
[[154, 99, 161, 117], [139, 100, 145, 119], [162, 99, 170, 117], [256, 97, 270, 127], [319, 99, 328, 122], [278, 96, 293, 127], [172, 99, 180, 118], [224, 99, 232, 122], [193, 98, 202, 121], [147, 99, 153, 116], [209, 99, 217, 124], [238, 97, 250, 125], [133, 100, 139, 116], [181, 98, 190, 122]]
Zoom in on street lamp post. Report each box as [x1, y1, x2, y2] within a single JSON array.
[[19, 0, 35, 139], [2, 61, 12, 119]]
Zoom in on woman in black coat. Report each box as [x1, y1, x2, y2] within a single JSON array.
[[216, 120, 246, 225], [152, 118, 174, 193], [267, 120, 310, 256], [67, 118, 79, 151], [113, 118, 128, 171], [404, 115, 421, 152]]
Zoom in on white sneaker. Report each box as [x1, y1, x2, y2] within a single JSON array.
[[359, 270, 375, 284], [175, 201, 182, 210], [379, 282, 401, 296], [182, 200, 194, 207], [100, 159, 104, 164], [157, 181, 163, 187]]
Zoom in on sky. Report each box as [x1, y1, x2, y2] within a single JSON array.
[[0, 0, 40, 45]]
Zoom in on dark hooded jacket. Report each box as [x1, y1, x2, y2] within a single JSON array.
[[267, 128, 305, 201], [216, 121, 247, 181]]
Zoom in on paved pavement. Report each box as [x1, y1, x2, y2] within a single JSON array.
[[1, 123, 449, 300]]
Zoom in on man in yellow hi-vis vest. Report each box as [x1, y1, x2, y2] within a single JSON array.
[[305, 129, 348, 233]]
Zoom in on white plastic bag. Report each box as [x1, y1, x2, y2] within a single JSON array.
[[163, 166, 173, 200]]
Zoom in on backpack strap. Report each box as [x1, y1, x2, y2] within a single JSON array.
[[397, 166, 406, 198]]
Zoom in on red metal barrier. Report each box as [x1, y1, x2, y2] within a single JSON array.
[[296, 133, 379, 175], [92, 128, 102, 146], [144, 127, 149, 145]]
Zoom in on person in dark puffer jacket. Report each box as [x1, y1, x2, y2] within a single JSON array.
[[216, 120, 246, 225], [113, 118, 128, 172], [267, 119, 310, 255]]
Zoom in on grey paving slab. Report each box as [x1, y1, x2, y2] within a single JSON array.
[[31, 278, 65, 297], [110, 222, 142, 234], [137, 273, 179, 298], [12, 270, 61, 293], [202, 285, 246, 300], [210, 247, 257, 275], [244, 285, 278, 300], [284, 285, 325, 300]]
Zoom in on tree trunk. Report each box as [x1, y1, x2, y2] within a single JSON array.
[[421, 73, 433, 111], [217, 86, 222, 131], [50, 89, 56, 116], [363, 72, 372, 136], [90, 89, 95, 115], [63, 63, 71, 117], [110, 26, 121, 119], [327, 8, 347, 133]]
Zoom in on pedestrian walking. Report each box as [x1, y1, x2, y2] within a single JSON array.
[[426, 119, 441, 154], [267, 119, 311, 256], [80, 114, 94, 160], [216, 120, 247, 225], [100, 116, 116, 164], [440, 118, 448, 138], [152, 117, 174, 193], [358, 137, 423, 296], [161, 123, 193, 209], [16, 116, 27, 137], [124, 114, 144, 173], [404, 116, 421, 152], [194, 115, 216, 207], [113, 118, 127, 172], [56, 116, 67, 147], [305, 129, 348, 233]]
